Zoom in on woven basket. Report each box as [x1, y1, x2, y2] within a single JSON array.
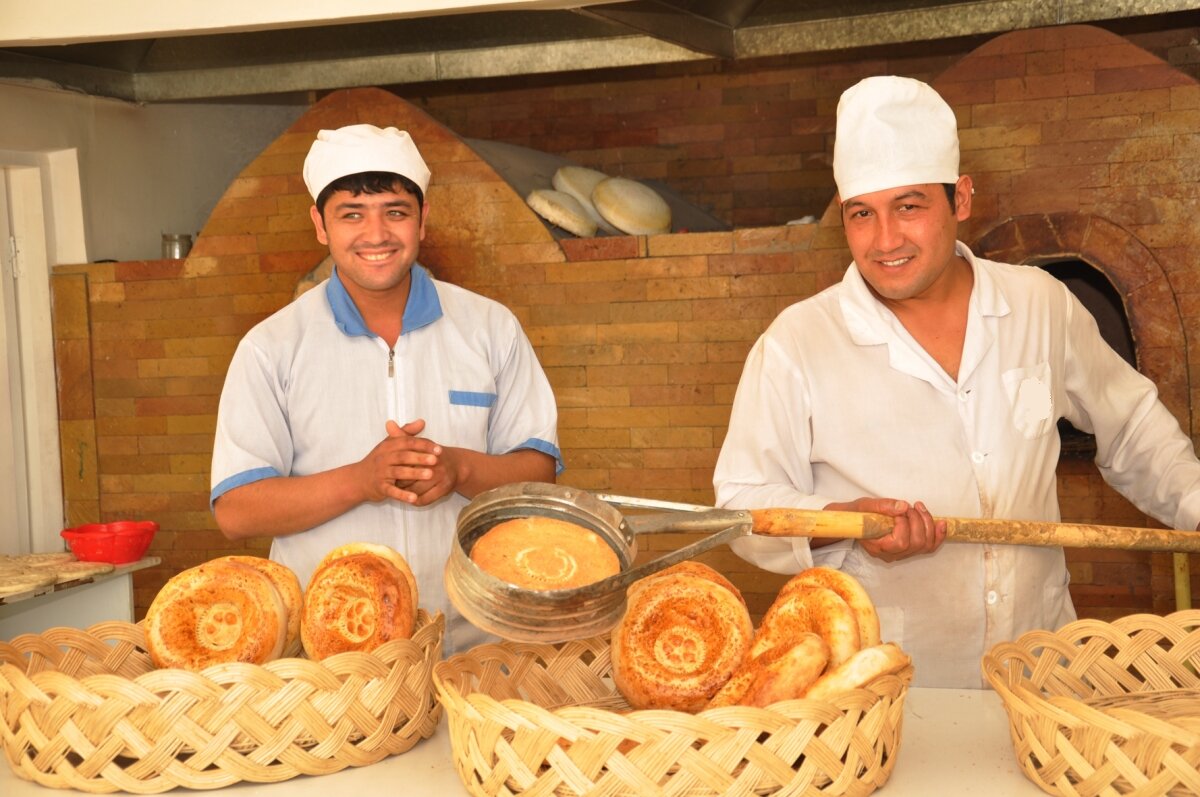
[[982, 609, 1200, 797], [0, 610, 445, 793], [433, 636, 913, 797]]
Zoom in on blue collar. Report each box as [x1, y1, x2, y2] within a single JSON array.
[[325, 263, 443, 338]]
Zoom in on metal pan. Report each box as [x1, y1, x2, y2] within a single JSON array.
[[445, 482, 1200, 643]]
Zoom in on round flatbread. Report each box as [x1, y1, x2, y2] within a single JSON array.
[[0, 569, 57, 596], [552, 166, 618, 234], [19, 552, 78, 569], [591, 176, 671, 236], [318, 542, 419, 626], [301, 552, 416, 660], [145, 560, 288, 670], [778, 566, 882, 648], [470, 516, 620, 591], [526, 189, 598, 238], [216, 556, 304, 657], [742, 632, 831, 707], [634, 560, 746, 607], [611, 571, 753, 712], [52, 560, 115, 584], [752, 584, 861, 668]]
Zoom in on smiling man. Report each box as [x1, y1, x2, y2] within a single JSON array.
[[713, 76, 1200, 687], [210, 124, 561, 653]]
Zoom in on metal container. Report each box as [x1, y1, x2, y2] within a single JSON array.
[[446, 482, 750, 643], [161, 233, 192, 259]]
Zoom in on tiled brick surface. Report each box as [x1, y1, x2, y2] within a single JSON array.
[[52, 27, 1200, 621]]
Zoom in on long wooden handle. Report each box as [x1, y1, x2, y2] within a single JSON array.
[[749, 508, 1200, 552]]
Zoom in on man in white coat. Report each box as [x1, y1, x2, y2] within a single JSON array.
[[211, 124, 561, 653], [713, 76, 1200, 687]]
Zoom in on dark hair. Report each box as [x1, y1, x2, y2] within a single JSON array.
[[942, 183, 957, 207], [315, 171, 425, 216]]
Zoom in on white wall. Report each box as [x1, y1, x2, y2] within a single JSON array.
[[0, 79, 306, 262]]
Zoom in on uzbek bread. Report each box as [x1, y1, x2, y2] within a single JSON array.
[[634, 560, 746, 607], [752, 584, 861, 668], [470, 516, 620, 591], [318, 542, 418, 626], [217, 555, 304, 657], [611, 571, 753, 712], [145, 559, 288, 670], [778, 566, 882, 648], [526, 189, 598, 238], [802, 643, 911, 701], [591, 176, 671, 236], [301, 548, 417, 660], [741, 632, 831, 707], [552, 165, 618, 234]]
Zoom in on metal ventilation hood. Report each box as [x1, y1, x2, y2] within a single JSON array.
[[1, 0, 1195, 102]]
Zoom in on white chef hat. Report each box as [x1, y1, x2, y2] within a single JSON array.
[[833, 76, 959, 202], [302, 124, 432, 201]]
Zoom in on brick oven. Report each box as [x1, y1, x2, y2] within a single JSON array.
[[52, 24, 1200, 622]]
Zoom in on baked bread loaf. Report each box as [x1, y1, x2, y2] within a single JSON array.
[[217, 555, 304, 657], [526, 189, 597, 238], [636, 560, 746, 607], [552, 166, 618, 234], [777, 566, 882, 648], [611, 570, 753, 712], [301, 545, 417, 660], [752, 584, 861, 668], [145, 559, 288, 670], [470, 516, 620, 591], [591, 176, 671, 235]]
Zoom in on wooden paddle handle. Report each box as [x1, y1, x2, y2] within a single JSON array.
[[749, 508, 1200, 552]]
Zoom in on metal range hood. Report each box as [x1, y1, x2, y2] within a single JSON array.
[[1, 0, 1195, 102]]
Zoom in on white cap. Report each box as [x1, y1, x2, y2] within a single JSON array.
[[302, 124, 431, 201], [833, 76, 959, 202]]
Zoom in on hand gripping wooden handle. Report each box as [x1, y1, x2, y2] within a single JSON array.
[[749, 508, 1200, 552]]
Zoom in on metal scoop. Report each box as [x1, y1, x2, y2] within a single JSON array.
[[445, 481, 1200, 643]]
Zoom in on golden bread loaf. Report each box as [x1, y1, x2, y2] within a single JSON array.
[[777, 566, 882, 648], [752, 583, 861, 668], [145, 559, 288, 670], [301, 547, 417, 660], [470, 516, 620, 591], [216, 555, 304, 657], [526, 189, 598, 238], [636, 560, 746, 607], [611, 571, 753, 712], [591, 176, 671, 235]]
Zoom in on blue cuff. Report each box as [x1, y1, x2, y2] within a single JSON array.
[[210, 467, 282, 509], [512, 437, 565, 475]]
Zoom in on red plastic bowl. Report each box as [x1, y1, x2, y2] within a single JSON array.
[[60, 520, 159, 564]]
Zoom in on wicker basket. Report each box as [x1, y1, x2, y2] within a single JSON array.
[[433, 636, 913, 797], [0, 610, 445, 793], [982, 609, 1200, 797]]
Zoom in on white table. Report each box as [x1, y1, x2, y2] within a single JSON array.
[[1, 686, 1043, 796], [0, 558, 160, 641]]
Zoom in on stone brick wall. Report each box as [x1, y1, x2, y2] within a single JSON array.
[[53, 24, 1200, 622]]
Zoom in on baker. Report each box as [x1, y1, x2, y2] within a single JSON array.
[[713, 75, 1200, 687], [210, 123, 562, 653]]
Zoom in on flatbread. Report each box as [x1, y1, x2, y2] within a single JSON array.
[[301, 551, 416, 660], [526, 188, 598, 237], [52, 560, 115, 583], [470, 516, 619, 591], [552, 166, 619, 234], [591, 176, 671, 235]]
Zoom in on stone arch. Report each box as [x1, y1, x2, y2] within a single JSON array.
[[973, 213, 1191, 435]]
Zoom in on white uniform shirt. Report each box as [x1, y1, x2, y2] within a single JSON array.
[[714, 243, 1200, 687], [211, 264, 561, 653]]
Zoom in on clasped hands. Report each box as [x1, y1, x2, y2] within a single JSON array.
[[823, 497, 948, 563], [359, 419, 462, 506]]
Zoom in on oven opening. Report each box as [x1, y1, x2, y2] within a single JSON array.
[[1038, 259, 1136, 459]]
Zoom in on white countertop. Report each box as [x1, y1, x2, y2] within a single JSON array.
[[1, 686, 1043, 796]]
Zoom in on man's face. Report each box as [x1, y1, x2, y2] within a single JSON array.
[[840, 176, 972, 306], [309, 185, 427, 297]]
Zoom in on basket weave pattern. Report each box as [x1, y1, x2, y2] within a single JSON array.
[[0, 611, 445, 793], [982, 610, 1200, 797], [433, 636, 912, 797]]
